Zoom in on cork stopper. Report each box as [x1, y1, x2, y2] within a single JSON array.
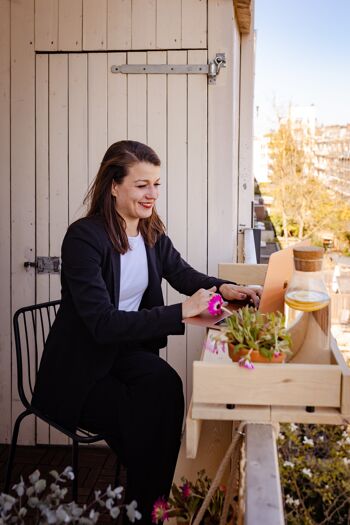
[[293, 246, 324, 272]]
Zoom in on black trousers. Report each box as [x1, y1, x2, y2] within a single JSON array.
[[79, 349, 184, 524]]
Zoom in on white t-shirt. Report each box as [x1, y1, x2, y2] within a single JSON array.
[[119, 233, 149, 311]]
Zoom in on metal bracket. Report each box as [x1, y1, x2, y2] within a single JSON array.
[[111, 53, 226, 85], [24, 256, 61, 274]]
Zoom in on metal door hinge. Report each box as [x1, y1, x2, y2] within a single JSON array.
[[111, 53, 226, 84], [24, 256, 61, 274]]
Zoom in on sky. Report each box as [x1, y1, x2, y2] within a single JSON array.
[[254, 0, 350, 134]]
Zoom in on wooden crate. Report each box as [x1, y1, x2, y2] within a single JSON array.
[[186, 263, 350, 459], [187, 333, 350, 458]]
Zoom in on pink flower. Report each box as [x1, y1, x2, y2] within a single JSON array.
[[152, 497, 170, 524], [208, 294, 223, 316], [238, 357, 255, 370], [180, 482, 192, 498], [274, 351, 281, 358]]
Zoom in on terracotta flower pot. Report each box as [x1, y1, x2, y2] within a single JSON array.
[[228, 343, 285, 364]]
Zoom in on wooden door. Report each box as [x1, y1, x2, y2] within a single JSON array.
[[34, 50, 208, 444]]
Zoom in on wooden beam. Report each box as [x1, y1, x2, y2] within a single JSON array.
[[245, 424, 284, 525], [234, 0, 252, 34]]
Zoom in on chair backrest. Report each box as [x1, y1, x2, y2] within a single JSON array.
[[13, 300, 60, 409]]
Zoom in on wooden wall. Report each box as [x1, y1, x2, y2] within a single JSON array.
[[0, 0, 252, 445], [34, 0, 207, 51]]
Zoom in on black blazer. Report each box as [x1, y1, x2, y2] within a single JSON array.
[[32, 215, 230, 430]]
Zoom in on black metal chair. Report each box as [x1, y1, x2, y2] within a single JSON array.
[[5, 300, 119, 501]]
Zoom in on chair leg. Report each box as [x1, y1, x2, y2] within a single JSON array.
[[4, 409, 31, 493], [72, 440, 79, 502]]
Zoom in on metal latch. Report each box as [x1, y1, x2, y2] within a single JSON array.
[[24, 257, 61, 274], [111, 53, 226, 85]]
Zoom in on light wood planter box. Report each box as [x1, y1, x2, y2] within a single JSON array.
[[186, 331, 350, 459]]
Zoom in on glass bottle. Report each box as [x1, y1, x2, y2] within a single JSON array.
[[285, 246, 330, 312], [285, 246, 331, 364]]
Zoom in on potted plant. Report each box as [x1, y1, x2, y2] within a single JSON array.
[[209, 305, 292, 368], [152, 470, 233, 525]]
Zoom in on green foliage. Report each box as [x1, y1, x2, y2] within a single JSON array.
[[167, 470, 232, 525], [266, 118, 350, 247], [278, 423, 350, 524], [217, 306, 292, 360]]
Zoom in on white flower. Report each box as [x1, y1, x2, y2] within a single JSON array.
[[302, 436, 314, 447], [89, 509, 100, 523], [29, 470, 41, 484], [126, 500, 142, 523], [106, 498, 114, 510], [343, 457, 350, 466], [56, 506, 71, 522], [110, 507, 120, 519], [345, 436, 350, 445], [319, 435, 324, 442], [62, 467, 75, 480], [50, 470, 60, 480], [12, 478, 25, 497], [0, 494, 16, 513], [106, 485, 124, 500], [283, 461, 294, 468], [18, 507, 27, 518], [285, 494, 300, 507], [41, 508, 58, 524], [34, 479, 47, 494], [28, 496, 40, 508], [302, 468, 312, 478], [342, 430, 349, 438], [290, 423, 298, 432], [278, 433, 285, 441]]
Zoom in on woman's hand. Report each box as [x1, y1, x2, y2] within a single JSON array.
[[218, 283, 262, 308], [182, 286, 217, 318]]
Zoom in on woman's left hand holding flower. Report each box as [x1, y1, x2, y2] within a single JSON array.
[[218, 283, 262, 308]]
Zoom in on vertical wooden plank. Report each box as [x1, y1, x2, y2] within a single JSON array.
[[127, 52, 147, 143], [35, 0, 59, 51], [166, 50, 187, 395], [88, 53, 108, 184], [147, 50, 167, 360], [147, 51, 167, 226], [107, 0, 132, 49], [156, 0, 181, 49], [69, 54, 88, 222], [83, 0, 107, 50], [131, 0, 156, 49], [107, 52, 127, 144], [11, 0, 36, 445], [238, 9, 255, 231], [35, 54, 51, 444], [0, 0, 11, 443], [58, 0, 83, 51], [182, 0, 207, 49], [208, 0, 237, 273], [49, 54, 69, 444], [186, 50, 208, 407], [245, 424, 284, 525], [232, 18, 241, 257]]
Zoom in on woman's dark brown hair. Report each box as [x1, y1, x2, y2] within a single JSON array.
[[84, 140, 165, 253]]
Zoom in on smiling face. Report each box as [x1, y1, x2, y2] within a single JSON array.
[[111, 161, 161, 236]]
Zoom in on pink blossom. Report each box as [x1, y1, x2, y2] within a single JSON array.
[[208, 294, 223, 316], [274, 351, 281, 358], [238, 357, 254, 370], [152, 497, 170, 524], [180, 482, 192, 498]]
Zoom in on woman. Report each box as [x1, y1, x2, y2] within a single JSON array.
[[32, 140, 260, 523]]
